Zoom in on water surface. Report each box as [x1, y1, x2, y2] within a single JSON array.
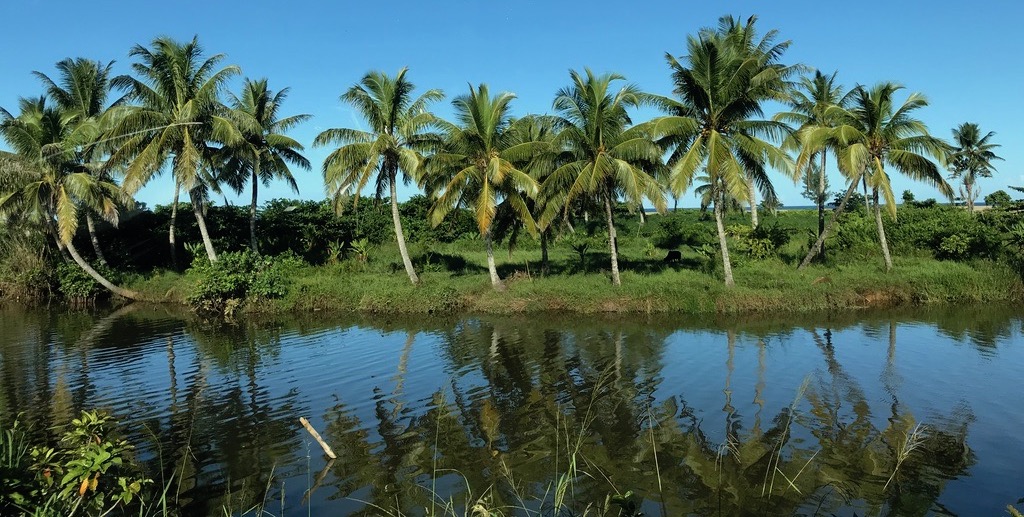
[[1, 305, 1022, 516]]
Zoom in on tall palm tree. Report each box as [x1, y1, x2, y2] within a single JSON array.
[[775, 70, 850, 260], [714, 15, 801, 227], [314, 68, 443, 285], [540, 68, 666, 287], [948, 122, 1002, 213], [504, 114, 563, 275], [0, 97, 142, 300], [427, 84, 541, 288], [220, 78, 311, 253], [651, 20, 795, 287], [34, 58, 125, 266], [109, 36, 239, 264], [797, 83, 952, 270]]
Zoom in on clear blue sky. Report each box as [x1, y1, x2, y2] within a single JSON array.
[[2, 0, 1021, 209]]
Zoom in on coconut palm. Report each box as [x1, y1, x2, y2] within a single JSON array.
[[0, 97, 141, 300], [540, 68, 666, 287], [775, 70, 850, 259], [714, 15, 801, 227], [314, 68, 443, 285], [219, 78, 311, 253], [948, 122, 1002, 213], [109, 36, 239, 264], [428, 84, 541, 288], [33, 58, 125, 266], [650, 19, 795, 287], [797, 83, 952, 270], [505, 114, 563, 275]]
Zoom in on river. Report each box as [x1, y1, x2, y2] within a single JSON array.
[[1, 305, 1022, 516]]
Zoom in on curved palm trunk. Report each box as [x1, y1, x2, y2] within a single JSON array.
[[748, 181, 759, 228], [873, 188, 893, 271], [189, 188, 218, 262], [485, 229, 501, 288], [818, 152, 827, 260], [169, 185, 179, 270], [249, 167, 260, 254], [714, 196, 735, 287], [389, 177, 419, 285], [64, 239, 143, 300], [604, 192, 621, 286], [84, 213, 108, 266], [799, 175, 861, 269]]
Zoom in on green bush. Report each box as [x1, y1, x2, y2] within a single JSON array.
[[187, 251, 301, 314], [56, 263, 102, 300], [1, 412, 150, 515]]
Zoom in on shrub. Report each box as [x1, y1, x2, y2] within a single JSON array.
[[187, 251, 301, 314], [985, 190, 1013, 209], [56, 263, 102, 301], [937, 234, 971, 260], [1, 412, 150, 515]]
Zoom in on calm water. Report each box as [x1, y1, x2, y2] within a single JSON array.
[[1, 305, 1023, 516]]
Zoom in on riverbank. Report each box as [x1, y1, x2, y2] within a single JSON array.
[[122, 256, 1023, 315]]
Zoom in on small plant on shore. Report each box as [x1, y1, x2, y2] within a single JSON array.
[[187, 250, 301, 314], [1, 412, 151, 515]]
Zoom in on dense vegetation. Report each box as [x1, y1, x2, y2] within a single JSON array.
[[0, 15, 1020, 315]]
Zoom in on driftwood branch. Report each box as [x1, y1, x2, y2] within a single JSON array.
[[299, 417, 337, 459]]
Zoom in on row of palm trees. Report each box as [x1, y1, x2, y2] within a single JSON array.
[[0, 16, 1003, 300]]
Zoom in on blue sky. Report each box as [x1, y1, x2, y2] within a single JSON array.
[[2, 0, 1021, 209]]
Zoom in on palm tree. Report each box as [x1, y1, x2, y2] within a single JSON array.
[[0, 97, 142, 300], [948, 122, 1002, 213], [775, 70, 850, 260], [220, 78, 311, 253], [504, 114, 563, 275], [427, 84, 541, 288], [314, 68, 443, 285], [109, 36, 239, 264], [33, 58, 125, 266], [540, 69, 666, 287], [651, 19, 795, 287], [714, 16, 801, 227], [797, 83, 952, 270]]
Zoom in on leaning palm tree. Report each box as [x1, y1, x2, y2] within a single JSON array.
[[540, 69, 666, 287], [650, 21, 795, 287], [775, 70, 851, 259], [0, 97, 141, 300], [797, 83, 952, 269], [314, 68, 443, 285], [109, 36, 239, 264], [427, 84, 542, 288], [947, 122, 1002, 213], [220, 78, 311, 253], [34, 58, 126, 266]]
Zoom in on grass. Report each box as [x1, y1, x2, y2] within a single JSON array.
[[126, 248, 1023, 316]]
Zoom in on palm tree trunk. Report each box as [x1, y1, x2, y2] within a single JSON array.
[[965, 180, 975, 213], [748, 181, 759, 228], [250, 167, 260, 254], [873, 187, 893, 271], [639, 208, 645, 226], [485, 229, 501, 288], [64, 239, 143, 300], [189, 188, 218, 263], [799, 176, 861, 269], [389, 177, 419, 285], [84, 213, 108, 266], [714, 196, 735, 287], [540, 230, 550, 276], [169, 185, 179, 270], [818, 151, 827, 260], [604, 192, 621, 286], [862, 175, 871, 216]]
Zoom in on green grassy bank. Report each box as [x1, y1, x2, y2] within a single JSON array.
[[126, 252, 1023, 316]]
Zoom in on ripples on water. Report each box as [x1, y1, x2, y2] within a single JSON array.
[[1, 306, 1023, 516]]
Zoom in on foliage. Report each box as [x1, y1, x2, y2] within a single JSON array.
[[985, 190, 1013, 209], [1, 412, 150, 515], [56, 262, 103, 300], [187, 250, 301, 314]]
